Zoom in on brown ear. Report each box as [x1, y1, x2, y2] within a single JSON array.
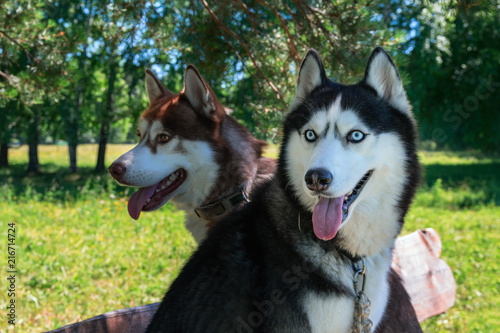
[[181, 65, 225, 122], [145, 69, 174, 103]]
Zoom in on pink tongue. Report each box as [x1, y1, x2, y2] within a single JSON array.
[[127, 184, 159, 220], [312, 196, 344, 240]]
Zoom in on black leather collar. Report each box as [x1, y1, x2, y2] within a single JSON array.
[[194, 187, 249, 220]]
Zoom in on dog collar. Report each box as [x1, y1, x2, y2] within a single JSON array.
[[194, 187, 249, 220]]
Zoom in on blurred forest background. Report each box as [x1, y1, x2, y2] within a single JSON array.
[[1, 0, 499, 174], [1, 1, 499, 332]]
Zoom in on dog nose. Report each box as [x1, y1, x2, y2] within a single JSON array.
[[305, 169, 333, 192], [108, 163, 126, 180]]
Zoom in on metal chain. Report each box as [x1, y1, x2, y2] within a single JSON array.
[[352, 258, 373, 333]]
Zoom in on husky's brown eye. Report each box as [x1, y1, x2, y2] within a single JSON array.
[[157, 134, 171, 143], [136, 130, 141, 137]]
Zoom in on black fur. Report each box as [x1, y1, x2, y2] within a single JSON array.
[[147, 179, 364, 332]]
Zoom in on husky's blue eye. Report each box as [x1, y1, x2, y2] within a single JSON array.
[[347, 130, 366, 143], [304, 130, 317, 142]]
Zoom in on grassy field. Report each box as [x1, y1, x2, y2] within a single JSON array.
[[0, 144, 499, 332]]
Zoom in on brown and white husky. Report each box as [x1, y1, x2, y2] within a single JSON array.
[[108, 66, 275, 243]]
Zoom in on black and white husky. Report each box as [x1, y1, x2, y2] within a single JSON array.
[[146, 47, 422, 333]]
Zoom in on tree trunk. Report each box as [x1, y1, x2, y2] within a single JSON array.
[[67, 0, 94, 174], [95, 54, 117, 173], [95, 123, 110, 173], [68, 141, 77, 173], [0, 104, 10, 169], [0, 143, 8, 168], [27, 108, 40, 173], [67, 61, 83, 174]]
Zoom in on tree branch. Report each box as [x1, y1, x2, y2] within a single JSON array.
[[200, 0, 282, 99], [235, 0, 258, 36], [0, 70, 10, 80], [0, 29, 40, 65], [283, 5, 304, 41], [256, 0, 302, 64], [296, 0, 342, 62], [219, 30, 248, 76]]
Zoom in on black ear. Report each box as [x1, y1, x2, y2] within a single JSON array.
[[182, 65, 224, 121], [145, 69, 174, 103], [363, 47, 410, 112], [294, 49, 327, 102]]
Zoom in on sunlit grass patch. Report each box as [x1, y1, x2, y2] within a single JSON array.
[[403, 207, 499, 333], [2, 199, 194, 331]]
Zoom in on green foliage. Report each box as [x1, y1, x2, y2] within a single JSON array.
[[2, 0, 496, 152], [391, 0, 500, 151], [176, 0, 395, 140], [1, 0, 402, 147], [416, 151, 500, 208]]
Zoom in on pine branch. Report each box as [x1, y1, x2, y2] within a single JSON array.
[[256, 0, 302, 64], [200, 0, 282, 99], [0, 29, 41, 65], [235, 0, 258, 36]]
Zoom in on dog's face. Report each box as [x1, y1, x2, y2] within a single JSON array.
[[109, 66, 225, 220], [282, 48, 417, 245]]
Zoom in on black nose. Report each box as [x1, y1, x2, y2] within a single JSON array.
[[108, 163, 126, 180], [305, 168, 333, 192]]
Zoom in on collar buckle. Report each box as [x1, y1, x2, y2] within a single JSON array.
[[194, 187, 249, 220]]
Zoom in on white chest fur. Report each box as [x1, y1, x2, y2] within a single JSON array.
[[301, 246, 392, 333], [183, 210, 209, 243]]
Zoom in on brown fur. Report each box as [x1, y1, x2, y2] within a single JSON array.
[[141, 67, 276, 233]]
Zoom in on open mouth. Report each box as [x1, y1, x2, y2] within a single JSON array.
[[342, 170, 373, 221], [127, 169, 187, 220], [311, 170, 373, 241]]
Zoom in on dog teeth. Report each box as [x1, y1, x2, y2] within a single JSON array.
[[156, 189, 160, 192], [166, 180, 172, 186], [144, 198, 151, 206], [161, 185, 166, 190]]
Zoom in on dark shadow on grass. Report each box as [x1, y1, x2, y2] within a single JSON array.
[[0, 163, 129, 201], [422, 162, 500, 205]]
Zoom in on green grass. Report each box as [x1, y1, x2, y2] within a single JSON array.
[[0, 145, 498, 332]]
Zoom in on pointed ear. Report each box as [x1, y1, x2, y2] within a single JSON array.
[[182, 65, 223, 121], [145, 69, 174, 103], [363, 47, 409, 112], [295, 49, 327, 101]]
